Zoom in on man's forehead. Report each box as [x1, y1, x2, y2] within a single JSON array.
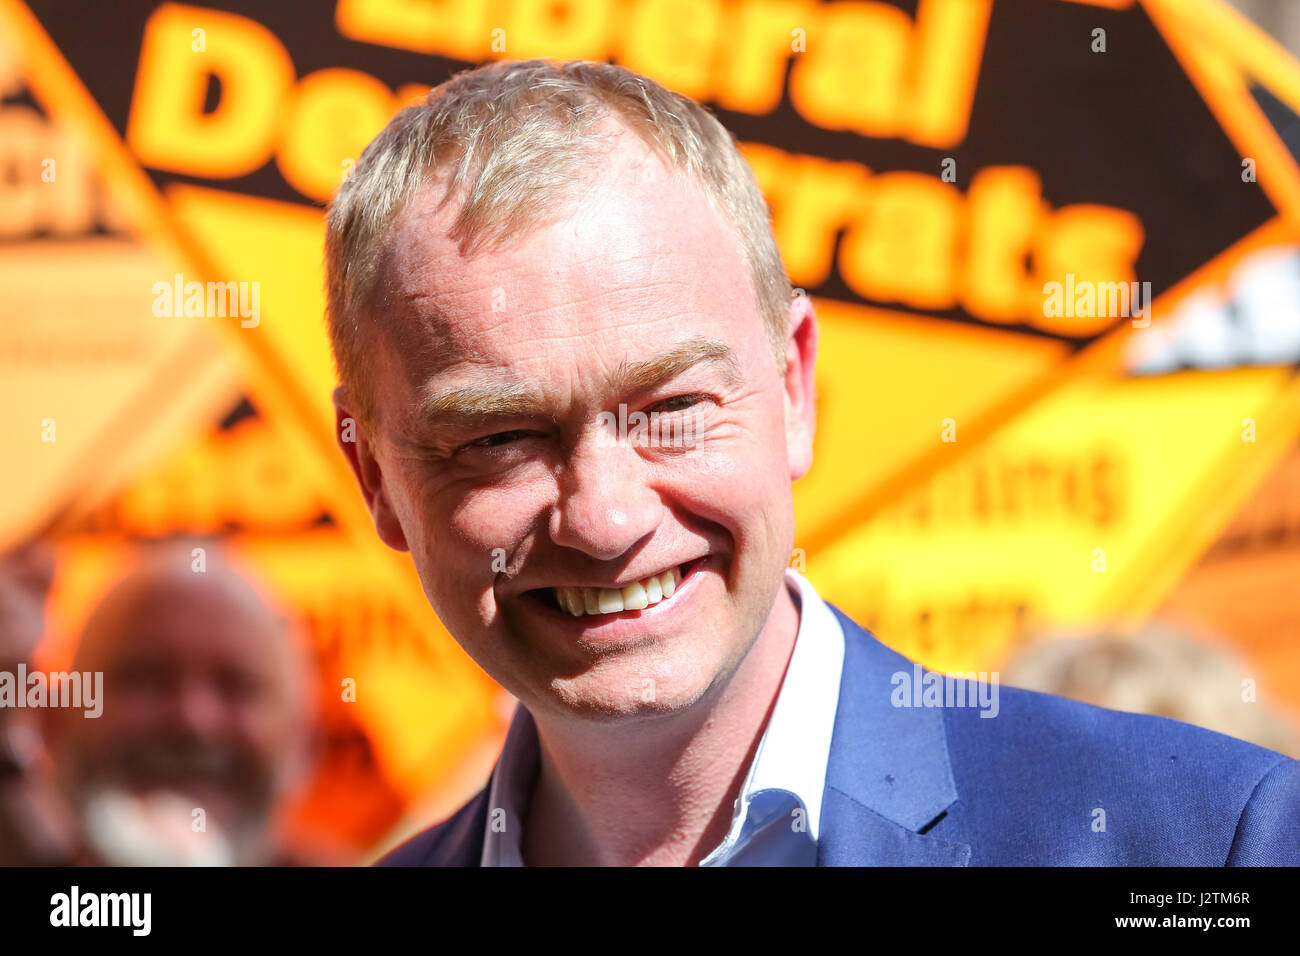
[[381, 130, 746, 313], [79, 569, 287, 671]]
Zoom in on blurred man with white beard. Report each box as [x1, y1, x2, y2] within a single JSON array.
[[41, 544, 316, 866]]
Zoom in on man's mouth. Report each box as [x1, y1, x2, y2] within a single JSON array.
[[527, 559, 703, 618]]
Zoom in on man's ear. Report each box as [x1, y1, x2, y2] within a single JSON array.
[[782, 290, 818, 482], [333, 387, 410, 553]]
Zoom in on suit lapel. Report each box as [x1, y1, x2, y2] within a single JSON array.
[[817, 605, 970, 866]]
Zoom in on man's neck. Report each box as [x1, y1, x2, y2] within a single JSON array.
[[520, 579, 802, 866]]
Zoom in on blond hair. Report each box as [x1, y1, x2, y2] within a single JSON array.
[[1003, 627, 1299, 758], [325, 59, 791, 425]]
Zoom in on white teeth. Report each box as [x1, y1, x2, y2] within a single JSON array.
[[554, 566, 687, 617], [662, 567, 678, 598], [622, 582, 648, 610]]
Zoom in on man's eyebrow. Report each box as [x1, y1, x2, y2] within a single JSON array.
[[415, 336, 741, 427], [416, 381, 547, 427], [612, 336, 741, 395]]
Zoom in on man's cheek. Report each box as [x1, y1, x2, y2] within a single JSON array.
[[451, 490, 543, 560], [382, 480, 425, 552], [416, 542, 496, 626], [677, 441, 743, 483]]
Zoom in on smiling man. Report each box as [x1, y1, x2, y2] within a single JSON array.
[[329, 59, 1300, 867]]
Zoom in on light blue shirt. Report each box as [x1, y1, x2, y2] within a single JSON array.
[[479, 567, 846, 866]]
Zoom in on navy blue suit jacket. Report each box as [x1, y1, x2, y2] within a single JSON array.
[[379, 605, 1300, 865]]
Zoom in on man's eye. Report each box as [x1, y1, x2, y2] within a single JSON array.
[[655, 394, 706, 413], [464, 429, 531, 449]]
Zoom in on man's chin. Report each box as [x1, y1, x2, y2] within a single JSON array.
[[541, 656, 732, 724], [78, 784, 241, 866]]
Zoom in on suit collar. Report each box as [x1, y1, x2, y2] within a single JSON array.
[[817, 604, 969, 866], [429, 787, 489, 866]]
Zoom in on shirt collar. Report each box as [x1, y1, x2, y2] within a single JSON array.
[[480, 567, 845, 865], [697, 566, 845, 863]]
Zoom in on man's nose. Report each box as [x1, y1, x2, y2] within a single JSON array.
[[548, 425, 662, 560], [168, 678, 228, 738]]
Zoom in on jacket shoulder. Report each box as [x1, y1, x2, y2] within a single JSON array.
[[374, 787, 489, 866], [947, 678, 1289, 782], [942, 676, 1298, 864], [826, 603, 1299, 864]]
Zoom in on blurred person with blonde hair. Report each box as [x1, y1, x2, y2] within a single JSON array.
[[1003, 625, 1298, 758]]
